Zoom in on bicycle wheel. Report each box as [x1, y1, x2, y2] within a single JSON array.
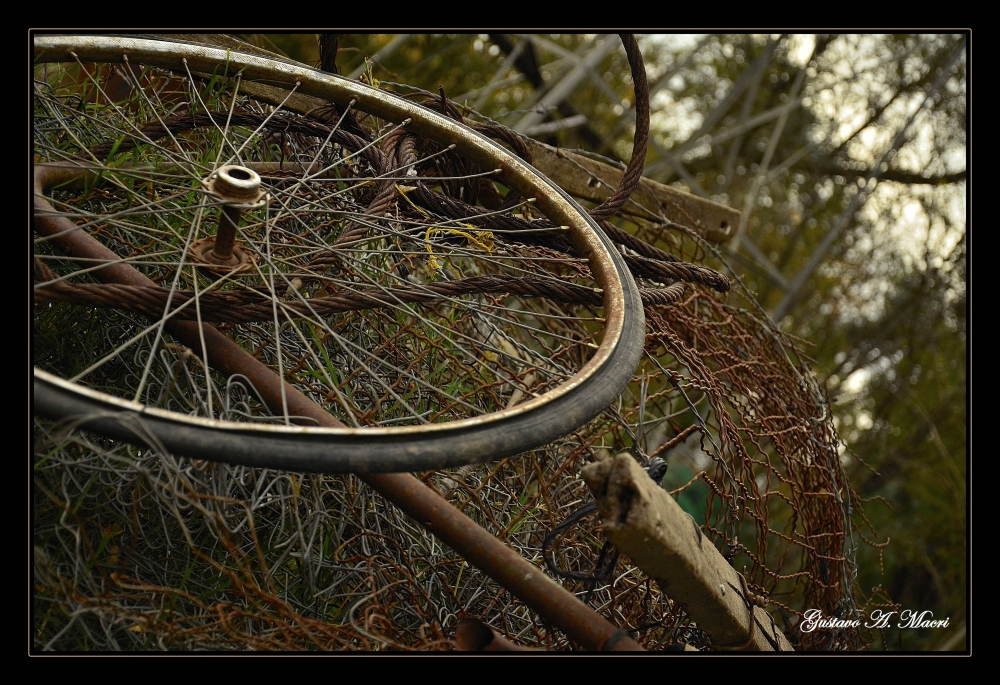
[[32, 34, 644, 473]]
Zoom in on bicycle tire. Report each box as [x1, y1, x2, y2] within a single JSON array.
[[32, 34, 644, 473]]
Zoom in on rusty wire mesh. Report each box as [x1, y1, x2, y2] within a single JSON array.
[[33, 37, 875, 651]]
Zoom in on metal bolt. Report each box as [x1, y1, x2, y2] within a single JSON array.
[[195, 165, 267, 270], [212, 205, 242, 262]]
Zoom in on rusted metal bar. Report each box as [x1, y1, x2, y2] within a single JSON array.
[[33, 162, 643, 652], [455, 618, 543, 651], [581, 454, 793, 651], [212, 207, 240, 260]]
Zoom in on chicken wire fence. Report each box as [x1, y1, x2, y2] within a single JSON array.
[[32, 34, 879, 651]]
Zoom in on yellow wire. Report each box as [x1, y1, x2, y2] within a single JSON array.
[[394, 184, 495, 274]]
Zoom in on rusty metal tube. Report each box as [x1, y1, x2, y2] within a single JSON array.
[[361, 472, 643, 650], [33, 162, 642, 651], [211, 206, 241, 261], [455, 618, 543, 651]]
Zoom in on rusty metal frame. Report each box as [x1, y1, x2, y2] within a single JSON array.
[[32, 35, 645, 473], [32, 35, 645, 650]]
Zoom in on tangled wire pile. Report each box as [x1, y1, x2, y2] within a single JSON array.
[[33, 35, 875, 651]]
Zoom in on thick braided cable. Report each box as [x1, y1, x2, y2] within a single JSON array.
[[588, 34, 649, 222], [34, 269, 686, 321]]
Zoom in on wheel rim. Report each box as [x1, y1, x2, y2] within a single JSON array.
[[33, 35, 644, 472]]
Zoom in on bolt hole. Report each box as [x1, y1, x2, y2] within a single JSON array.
[[228, 168, 252, 180], [720, 221, 729, 229]]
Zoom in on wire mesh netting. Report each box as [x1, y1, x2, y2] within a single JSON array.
[[33, 35, 877, 651]]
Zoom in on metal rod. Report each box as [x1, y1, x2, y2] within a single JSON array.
[[212, 206, 242, 261]]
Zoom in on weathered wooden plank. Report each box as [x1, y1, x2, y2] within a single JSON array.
[[581, 454, 794, 651], [523, 140, 738, 243]]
